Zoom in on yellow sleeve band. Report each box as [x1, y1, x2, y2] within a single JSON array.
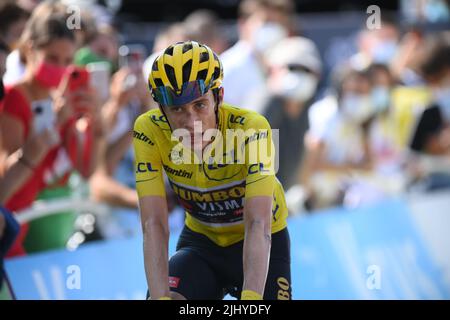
[[157, 296, 172, 300], [241, 290, 263, 300]]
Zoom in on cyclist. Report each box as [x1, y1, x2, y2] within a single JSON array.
[[134, 41, 290, 300]]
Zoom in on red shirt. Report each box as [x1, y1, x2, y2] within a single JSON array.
[[2, 85, 83, 256]]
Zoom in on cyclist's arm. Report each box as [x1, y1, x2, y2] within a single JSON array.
[[133, 114, 168, 299], [242, 196, 272, 297], [139, 195, 171, 299], [242, 114, 276, 299]]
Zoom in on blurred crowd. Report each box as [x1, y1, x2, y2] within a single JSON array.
[[0, 0, 449, 265]]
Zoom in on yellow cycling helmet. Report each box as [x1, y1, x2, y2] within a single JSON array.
[[148, 41, 223, 107]]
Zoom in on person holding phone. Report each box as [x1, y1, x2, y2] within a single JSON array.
[[0, 13, 104, 257]]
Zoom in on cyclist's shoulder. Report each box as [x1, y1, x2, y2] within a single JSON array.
[[220, 103, 270, 130], [134, 108, 169, 132]]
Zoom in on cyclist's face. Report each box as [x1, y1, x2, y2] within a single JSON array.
[[163, 90, 219, 150]]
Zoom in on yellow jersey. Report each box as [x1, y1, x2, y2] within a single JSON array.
[[133, 103, 288, 247]]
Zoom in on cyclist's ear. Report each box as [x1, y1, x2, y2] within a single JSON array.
[[216, 87, 224, 106], [213, 88, 223, 126]]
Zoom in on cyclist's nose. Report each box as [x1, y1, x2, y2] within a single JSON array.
[[183, 106, 201, 130]]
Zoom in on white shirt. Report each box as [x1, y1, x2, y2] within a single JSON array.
[[308, 94, 338, 140], [3, 50, 26, 86], [321, 114, 365, 165], [220, 41, 266, 112]]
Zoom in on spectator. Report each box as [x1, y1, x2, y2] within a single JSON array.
[[401, 0, 450, 23], [409, 32, 450, 191], [90, 67, 184, 237], [142, 23, 189, 111], [411, 32, 450, 153], [367, 64, 404, 170], [350, 14, 401, 70], [391, 27, 426, 86], [4, 1, 92, 86], [2, 41, 64, 214], [0, 1, 30, 86], [142, 23, 188, 80], [0, 13, 104, 256], [1, 40, 63, 200], [301, 67, 376, 209], [0, 1, 30, 51], [4, 1, 68, 86], [183, 9, 228, 54], [1, 40, 54, 262], [0, 45, 20, 295], [220, 0, 295, 111], [87, 29, 179, 236], [2, 2, 109, 254], [74, 24, 119, 74], [89, 67, 145, 210], [343, 64, 408, 207], [262, 36, 322, 190]]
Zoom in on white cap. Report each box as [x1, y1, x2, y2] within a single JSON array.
[[266, 36, 322, 75]]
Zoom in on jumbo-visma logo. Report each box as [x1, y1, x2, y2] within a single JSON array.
[[135, 162, 159, 173]]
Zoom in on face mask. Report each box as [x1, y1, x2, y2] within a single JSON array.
[[0, 79, 4, 101], [371, 40, 397, 64], [371, 86, 391, 113], [341, 93, 375, 123], [277, 71, 318, 103], [253, 22, 287, 53], [34, 61, 67, 89], [434, 86, 450, 121]]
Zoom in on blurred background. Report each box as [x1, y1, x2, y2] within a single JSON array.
[[0, 0, 449, 299]]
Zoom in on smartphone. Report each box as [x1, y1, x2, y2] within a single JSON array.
[[86, 61, 111, 104], [118, 44, 146, 73], [32, 98, 55, 134], [67, 66, 90, 92], [66, 66, 90, 114]]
